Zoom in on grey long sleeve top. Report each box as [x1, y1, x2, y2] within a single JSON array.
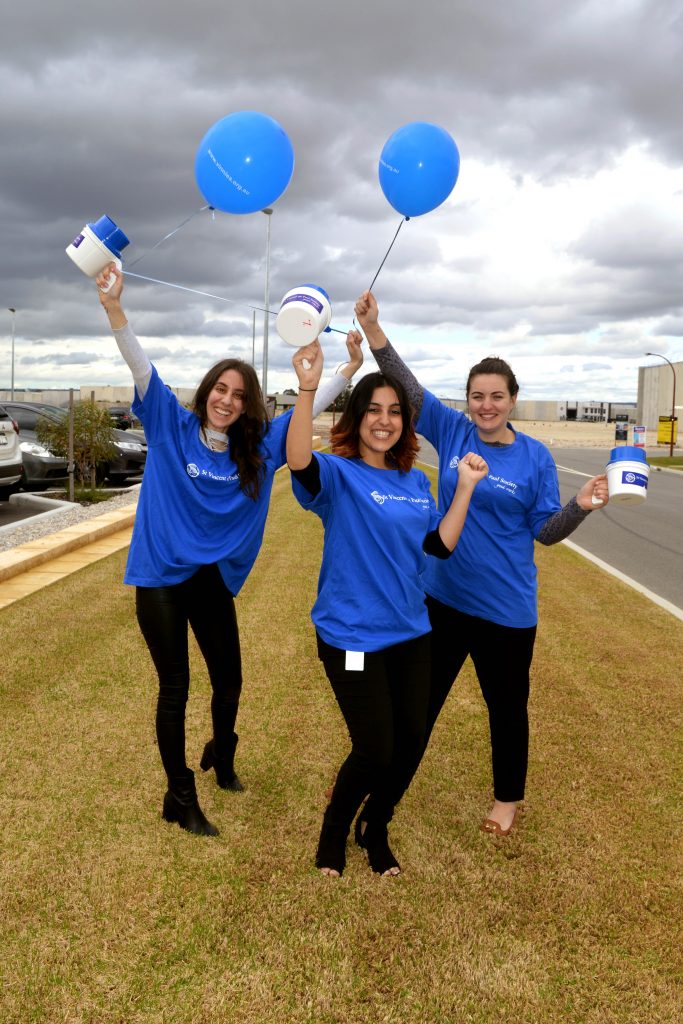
[[371, 338, 592, 545]]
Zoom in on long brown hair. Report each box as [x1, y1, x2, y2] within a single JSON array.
[[330, 372, 419, 472], [191, 359, 268, 499]]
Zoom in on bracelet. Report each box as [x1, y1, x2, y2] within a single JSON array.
[[298, 387, 318, 392]]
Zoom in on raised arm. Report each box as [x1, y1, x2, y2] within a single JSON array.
[[354, 290, 425, 415], [96, 264, 152, 398], [437, 452, 489, 551], [312, 330, 363, 415], [286, 340, 324, 470]]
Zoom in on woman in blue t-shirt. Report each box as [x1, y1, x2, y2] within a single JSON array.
[[95, 266, 358, 838], [287, 338, 488, 876], [355, 290, 610, 838]]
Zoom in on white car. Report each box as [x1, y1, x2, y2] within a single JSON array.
[[0, 403, 23, 500]]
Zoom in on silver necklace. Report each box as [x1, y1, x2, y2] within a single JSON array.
[[203, 427, 228, 452]]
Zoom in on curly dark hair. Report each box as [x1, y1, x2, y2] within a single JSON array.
[[330, 372, 419, 472], [191, 359, 268, 500], [466, 357, 519, 398]]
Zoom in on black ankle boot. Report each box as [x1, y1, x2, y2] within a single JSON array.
[[200, 735, 244, 792], [354, 814, 400, 875], [162, 771, 219, 836], [315, 805, 349, 876]]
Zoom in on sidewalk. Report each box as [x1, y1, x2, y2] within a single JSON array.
[[0, 504, 136, 609]]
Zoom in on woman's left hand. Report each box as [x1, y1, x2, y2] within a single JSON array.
[[576, 473, 609, 509], [292, 339, 323, 391], [343, 330, 364, 377]]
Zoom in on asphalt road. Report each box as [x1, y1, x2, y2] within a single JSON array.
[[418, 440, 683, 613], [0, 500, 37, 527]]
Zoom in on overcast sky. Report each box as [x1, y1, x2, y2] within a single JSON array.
[[1, 0, 682, 401]]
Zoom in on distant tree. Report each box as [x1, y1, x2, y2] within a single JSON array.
[[331, 381, 353, 412], [36, 402, 117, 486], [283, 388, 298, 396]]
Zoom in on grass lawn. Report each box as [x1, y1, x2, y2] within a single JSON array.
[[648, 455, 683, 470], [1, 467, 681, 1023]]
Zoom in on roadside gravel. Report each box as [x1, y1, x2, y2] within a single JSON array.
[[0, 487, 140, 553]]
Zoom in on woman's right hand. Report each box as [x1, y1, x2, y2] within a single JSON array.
[[292, 339, 324, 391], [95, 263, 124, 307]]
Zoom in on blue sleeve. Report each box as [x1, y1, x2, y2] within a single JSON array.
[[291, 452, 336, 512], [416, 468, 442, 533], [527, 447, 562, 538], [416, 388, 466, 447], [262, 409, 293, 469], [131, 365, 185, 445]]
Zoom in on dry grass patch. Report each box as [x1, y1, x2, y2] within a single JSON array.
[[1, 470, 681, 1023]]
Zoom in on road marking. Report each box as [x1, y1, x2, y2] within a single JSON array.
[[555, 464, 593, 478], [562, 539, 683, 622], [420, 453, 683, 620]]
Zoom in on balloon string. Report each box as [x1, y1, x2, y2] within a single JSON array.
[[367, 216, 408, 294], [352, 216, 409, 327], [125, 270, 349, 334], [125, 205, 214, 269]]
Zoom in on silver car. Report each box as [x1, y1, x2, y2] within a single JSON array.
[[0, 403, 23, 500]]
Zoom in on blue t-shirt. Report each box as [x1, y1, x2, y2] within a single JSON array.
[[125, 365, 290, 594], [291, 453, 441, 652], [418, 389, 561, 628]]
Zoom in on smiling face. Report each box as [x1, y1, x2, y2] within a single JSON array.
[[466, 373, 517, 442], [205, 369, 246, 432], [358, 385, 403, 466]]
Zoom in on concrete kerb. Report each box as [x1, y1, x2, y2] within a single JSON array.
[[0, 504, 138, 583], [0, 492, 74, 536]]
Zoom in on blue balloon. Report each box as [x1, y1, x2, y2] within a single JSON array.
[[195, 111, 295, 214], [378, 122, 460, 218]]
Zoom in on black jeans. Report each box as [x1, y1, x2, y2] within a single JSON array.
[[136, 564, 242, 785], [425, 596, 537, 802], [317, 632, 431, 834]]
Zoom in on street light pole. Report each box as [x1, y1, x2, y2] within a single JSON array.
[[645, 352, 677, 458], [262, 208, 273, 404], [8, 308, 16, 400]]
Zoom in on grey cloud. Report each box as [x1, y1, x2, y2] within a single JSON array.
[[19, 351, 103, 366], [652, 316, 683, 336], [2, 0, 682, 402]]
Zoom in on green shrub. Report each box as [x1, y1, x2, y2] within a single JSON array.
[[36, 401, 117, 485]]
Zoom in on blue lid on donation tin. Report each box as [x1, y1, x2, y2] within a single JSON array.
[[88, 215, 130, 258], [608, 446, 648, 464]]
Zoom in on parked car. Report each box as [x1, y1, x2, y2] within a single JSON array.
[[0, 403, 23, 500], [2, 401, 147, 488], [108, 405, 134, 430]]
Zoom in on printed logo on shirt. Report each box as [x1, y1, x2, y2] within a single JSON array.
[[371, 489, 430, 507], [449, 455, 460, 469], [488, 474, 518, 495], [186, 462, 239, 483]]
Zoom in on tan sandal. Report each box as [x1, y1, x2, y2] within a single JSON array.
[[479, 811, 517, 837]]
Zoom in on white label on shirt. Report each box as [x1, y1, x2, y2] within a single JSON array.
[[345, 650, 365, 671]]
